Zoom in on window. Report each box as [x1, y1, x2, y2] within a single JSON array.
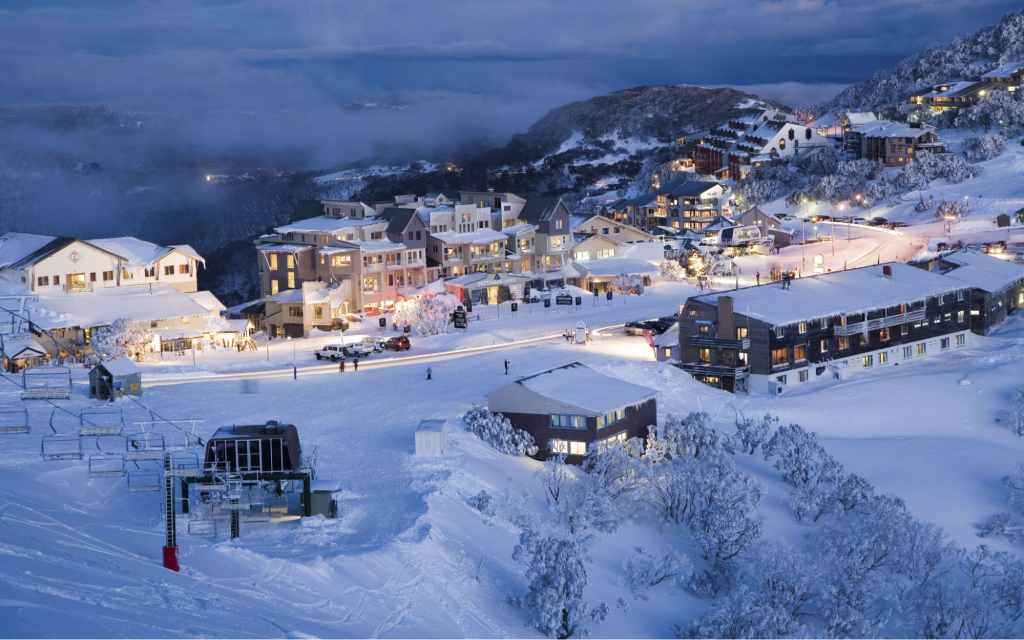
[[288, 306, 303, 317], [664, 348, 672, 358], [550, 439, 568, 454], [569, 441, 587, 456], [178, 263, 190, 274], [777, 375, 787, 384], [903, 346, 912, 358], [314, 307, 323, 320], [602, 228, 609, 235], [271, 280, 279, 295], [269, 254, 278, 270], [408, 231, 414, 240], [820, 339, 828, 353], [944, 313, 951, 322], [164, 265, 175, 276], [794, 345, 806, 361], [771, 348, 788, 366], [599, 409, 625, 428], [286, 254, 295, 269], [839, 337, 849, 350], [416, 231, 422, 240], [551, 414, 585, 429], [798, 370, 808, 382], [798, 322, 807, 334], [958, 310, 965, 323], [879, 328, 890, 341], [820, 318, 827, 329], [555, 220, 563, 230], [775, 326, 784, 338], [90, 272, 97, 281], [287, 272, 295, 289], [956, 334, 966, 346], [102, 270, 113, 281], [53, 275, 59, 285], [699, 348, 710, 363], [938, 294, 944, 305], [689, 309, 698, 316], [917, 343, 926, 355], [958, 291, 964, 302], [37, 276, 48, 286], [879, 352, 888, 364], [736, 327, 748, 340], [614, 227, 620, 234], [941, 337, 950, 350], [331, 255, 351, 267], [144, 268, 154, 277], [600, 432, 627, 449], [863, 355, 873, 368]]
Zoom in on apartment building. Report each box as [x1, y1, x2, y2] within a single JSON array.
[[515, 197, 575, 289], [852, 121, 945, 167]]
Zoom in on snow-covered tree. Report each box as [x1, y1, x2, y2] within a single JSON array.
[[91, 318, 155, 361], [961, 135, 1008, 162], [511, 531, 609, 639], [904, 152, 983, 185], [730, 413, 777, 455], [541, 454, 620, 535], [621, 546, 691, 600], [956, 90, 1024, 139], [1007, 389, 1024, 438], [463, 406, 538, 456], [658, 260, 686, 282], [763, 423, 846, 521], [610, 273, 644, 294], [581, 436, 645, 501], [393, 294, 459, 336], [703, 253, 733, 277], [936, 199, 968, 220]]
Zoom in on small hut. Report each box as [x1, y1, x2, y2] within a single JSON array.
[[89, 359, 142, 400], [415, 420, 446, 456], [997, 213, 1011, 228]]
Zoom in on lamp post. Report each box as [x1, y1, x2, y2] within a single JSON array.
[[965, 195, 970, 216]]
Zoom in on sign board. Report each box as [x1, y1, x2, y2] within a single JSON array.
[[379, 318, 387, 328], [543, 299, 551, 308], [403, 324, 411, 334], [452, 310, 468, 329], [593, 289, 599, 296], [113, 380, 124, 390], [510, 284, 523, 300], [556, 294, 572, 306], [511, 302, 518, 313], [695, 319, 714, 325], [575, 296, 581, 306], [524, 285, 531, 299], [606, 291, 613, 301]]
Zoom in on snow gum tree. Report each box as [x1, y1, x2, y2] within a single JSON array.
[[511, 531, 609, 639], [463, 407, 538, 456], [763, 423, 845, 521], [730, 413, 778, 455], [91, 318, 155, 361], [621, 546, 692, 600]]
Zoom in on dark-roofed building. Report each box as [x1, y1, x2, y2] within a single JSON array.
[[513, 197, 575, 288], [485, 362, 657, 462], [736, 206, 792, 248], [655, 181, 727, 231]]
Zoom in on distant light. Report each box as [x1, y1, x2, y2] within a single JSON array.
[[206, 176, 211, 181]]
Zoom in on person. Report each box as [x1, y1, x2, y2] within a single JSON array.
[[427, 366, 432, 380], [504, 359, 509, 375], [339, 360, 345, 373], [756, 271, 761, 286], [353, 358, 359, 371]]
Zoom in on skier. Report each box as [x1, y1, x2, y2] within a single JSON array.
[[427, 366, 432, 380], [504, 359, 509, 375], [353, 358, 359, 371]]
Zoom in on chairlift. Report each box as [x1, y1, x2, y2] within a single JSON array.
[[41, 434, 83, 461], [264, 494, 289, 516], [0, 405, 29, 434], [187, 519, 217, 538], [127, 470, 161, 492], [125, 432, 165, 460], [165, 452, 200, 477], [80, 408, 124, 436], [21, 367, 72, 400], [88, 453, 126, 477]]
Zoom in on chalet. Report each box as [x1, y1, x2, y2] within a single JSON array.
[[572, 214, 654, 244], [736, 207, 792, 248], [852, 121, 944, 167], [727, 120, 829, 179], [911, 249, 1024, 335], [693, 107, 792, 176], [485, 362, 657, 462], [514, 197, 575, 289], [675, 263, 975, 394], [655, 181, 727, 231], [573, 234, 624, 261], [910, 66, 1020, 112]]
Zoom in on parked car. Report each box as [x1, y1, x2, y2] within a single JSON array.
[[890, 221, 909, 228], [341, 342, 373, 358], [314, 344, 347, 361], [360, 336, 387, 352], [865, 218, 888, 227], [385, 336, 411, 351], [624, 320, 656, 336]]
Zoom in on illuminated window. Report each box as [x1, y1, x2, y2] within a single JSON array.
[[820, 339, 828, 352], [551, 415, 585, 429], [269, 254, 278, 270], [903, 346, 912, 358], [736, 327, 748, 340], [771, 349, 788, 366], [550, 439, 568, 454], [879, 328, 890, 341], [331, 255, 351, 267], [917, 343, 926, 355], [879, 352, 888, 364], [794, 345, 806, 361], [287, 272, 295, 289], [863, 355, 873, 368], [820, 318, 827, 329], [569, 441, 587, 456], [286, 254, 295, 269], [839, 337, 849, 350], [271, 280, 279, 295], [798, 322, 807, 334], [956, 334, 966, 346]]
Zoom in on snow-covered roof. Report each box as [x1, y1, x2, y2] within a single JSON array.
[[89, 237, 205, 267], [854, 120, 938, 139], [185, 290, 225, 313], [935, 249, 1024, 293], [445, 272, 531, 286], [256, 243, 312, 253], [691, 263, 968, 327], [0, 232, 60, 269], [264, 288, 304, 304], [653, 322, 679, 347], [510, 362, 657, 415], [982, 59, 1024, 80], [23, 283, 212, 330], [274, 216, 380, 234], [930, 81, 978, 98], [501, 223, 538, 237], [3, 338, 47, 359], [98, 358, 141, 376], [430, 228, 507, 244], [342, 239, 406, 253], [319, 246, 356, 256], [575, 258, 660, 277], [846, 112, 877, 126], [158, 326, 204, 341], [204, 316, 252, 334]]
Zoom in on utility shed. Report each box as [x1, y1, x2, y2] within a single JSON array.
[[415, 420, 447, 456], [89, 359, 142, 400], [309, 479, 340, 518]]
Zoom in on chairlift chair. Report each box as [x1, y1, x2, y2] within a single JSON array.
[[41, 434, 83, 461], [125, 432, 165, 460], [0, 405, 29, 434], [187, 518, 217, 538], [79, 408, 124, 436], [127, 470, 161, 492], [88, 453, 126, 477]]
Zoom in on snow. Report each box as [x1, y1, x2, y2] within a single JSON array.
[[26, 284, 211, 330], [0, 232, 57, 268], [430, 229, 507, 244], [621, 243, 669, 267], [89, 237, 180, 267], [981, 58, 1024, 79], [255, 243, 313, 254], [158, 326, 204, 341], [185, 290, 226, 313], [693, 262, 966, 326], [275, 216, 380, 235], [341, 239, 406, 253], [577, 258, 660, 277], [264, 288, 304, 303], [500, 223, 538, 237], [98, 358, 141, 376], [3, 338, 47, 358], [934, 249, 1024, 293], [653, 323, 678, 347], [511, 362, 657, 415]]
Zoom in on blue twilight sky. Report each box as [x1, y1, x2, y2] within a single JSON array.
[[0, 0, 1021, 164]]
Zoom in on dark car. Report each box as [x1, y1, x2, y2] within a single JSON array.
[[385, 336, 411, 351], [865, 218, 888, 227], [624, 320, 656, 336]]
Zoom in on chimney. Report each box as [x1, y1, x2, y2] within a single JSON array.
[[718, 296, 734, 340], [882, 265, 892, 279]]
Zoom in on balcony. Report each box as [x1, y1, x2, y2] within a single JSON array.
[[471, 253, 498, 262], [364, 263, 384, 272], [385, 260, 403, 270], [406, 258, 425, 267], [833, 308, 926, 336], [675, 363, 750, 378], [688, 336, 751, 350], [445, 256, 463, 264]]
